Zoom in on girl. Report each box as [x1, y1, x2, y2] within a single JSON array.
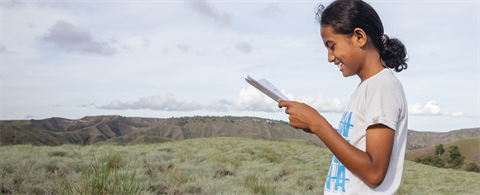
[[278, 0, 408, 194]]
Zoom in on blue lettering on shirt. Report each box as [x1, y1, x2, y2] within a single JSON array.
[[325, 111, 354, 194]]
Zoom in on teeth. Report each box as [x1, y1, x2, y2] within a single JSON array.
[[337, 63, 343, 68]]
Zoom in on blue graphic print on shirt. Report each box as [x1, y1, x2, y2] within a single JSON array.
[[325, 112, 353, 194]]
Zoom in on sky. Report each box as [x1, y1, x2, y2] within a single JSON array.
[[1, 0, 479, 132]]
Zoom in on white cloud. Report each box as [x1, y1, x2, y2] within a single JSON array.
[[97, 93, 203, 111], [451, 112, 464, 117], [443, 111, 465, 117], [96, 91, 465, 119], [97, 94, 234, 112], [295, 93, 345, 112], [408, 101, 463, 117], [205, 98, 233, 112], [40, 20, 117, 56], [23, 114, 35, 119], [232, 86, 280, 112], [96, 87, 346, 113], [232, 87, 345, 112], [186, 0, 232, 26]]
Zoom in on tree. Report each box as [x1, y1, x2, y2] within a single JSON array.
[[435, 144, 445, 157], [448, 145, 461, 161], [448, 145, 464, 169]]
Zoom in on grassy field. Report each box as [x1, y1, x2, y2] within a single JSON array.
[[1, 137, 479, 194]]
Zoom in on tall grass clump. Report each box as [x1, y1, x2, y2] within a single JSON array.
[[52, 151, 141, 195]]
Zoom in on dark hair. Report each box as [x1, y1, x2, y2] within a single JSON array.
[[315, 0, 407, 72]]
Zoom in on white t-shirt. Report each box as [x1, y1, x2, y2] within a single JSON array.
[[324, 68, 408, 195]]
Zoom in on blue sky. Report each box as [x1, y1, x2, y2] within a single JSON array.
[[1, 0, 478, 132]]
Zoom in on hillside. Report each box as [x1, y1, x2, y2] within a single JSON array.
[[406, 127, 480, 150], [405, 137, 480, 168], [2, 115, 479, 151], [1, 115, 325, 147]]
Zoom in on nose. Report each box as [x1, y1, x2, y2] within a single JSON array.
[[327, 49, 335, 63]]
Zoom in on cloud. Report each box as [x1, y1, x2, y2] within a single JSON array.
[[97, 88, 345, 113], [442, 111, 465, 117], [258, 3, 283, 18], [295, 94, 345, 112], [97, 93, 203, 111], [235, 42, 253, 53], [232, 87, 280, 112], [48, 104, 63, 107], [98, 91, 462, 118], [41, 20, 116, 56], [186, 0, 232, 26], [23, 114, 35, 119], [0, 0, 26, 8], [0, 44, 16, 54], [79, 103, 95, 107], [408, 101, 463, 117], [205, 98, 233, 112], [177, 44, 191, 52], [232, 86, 345, 112]]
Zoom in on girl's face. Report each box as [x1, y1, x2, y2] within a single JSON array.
[[320, 25, 365, 77]]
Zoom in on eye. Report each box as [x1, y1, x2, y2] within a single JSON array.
[[330, 44, 335, 51]]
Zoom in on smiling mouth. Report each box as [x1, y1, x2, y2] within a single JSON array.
[[336, 62, 343, 69]]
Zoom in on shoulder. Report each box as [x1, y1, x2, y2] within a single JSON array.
[[363, 69, 404, 94]]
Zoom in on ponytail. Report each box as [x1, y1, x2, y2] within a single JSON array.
[[381, 35, 408, 72]]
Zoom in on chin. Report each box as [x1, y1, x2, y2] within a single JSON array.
[[341, 71, 355, 78]]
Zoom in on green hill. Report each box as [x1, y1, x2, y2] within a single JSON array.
[[405, 137, 480, 169]]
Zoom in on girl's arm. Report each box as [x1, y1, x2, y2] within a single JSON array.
[[279, 100, 394, 188]]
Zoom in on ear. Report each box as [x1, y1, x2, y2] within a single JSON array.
[[352, 28, 367, 47]]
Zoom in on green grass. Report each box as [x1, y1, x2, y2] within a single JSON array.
[[1, 138, 479, 194]]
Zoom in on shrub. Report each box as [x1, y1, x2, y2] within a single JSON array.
[[466, 163, 480, 172], [49, 151, 68, 157], [414, 157, 421, 163]]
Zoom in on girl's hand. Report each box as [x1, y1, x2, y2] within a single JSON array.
[[278, 100, 321, 133]]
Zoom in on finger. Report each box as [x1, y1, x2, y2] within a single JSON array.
[[285, 108, 289, 115], [278, 100, 292, 108]]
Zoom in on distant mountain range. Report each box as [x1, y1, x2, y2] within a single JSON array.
[[0, 115, 324, 147], [406, 127, 480, 150], [1, 115, 479, 151]]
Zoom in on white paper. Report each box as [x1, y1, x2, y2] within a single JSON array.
[[245, 75, 289, 103]]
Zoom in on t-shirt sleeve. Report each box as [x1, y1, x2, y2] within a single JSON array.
[[363, 76, 402, 131]]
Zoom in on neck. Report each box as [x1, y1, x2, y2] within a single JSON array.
[[357, 50, 385, 82]]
